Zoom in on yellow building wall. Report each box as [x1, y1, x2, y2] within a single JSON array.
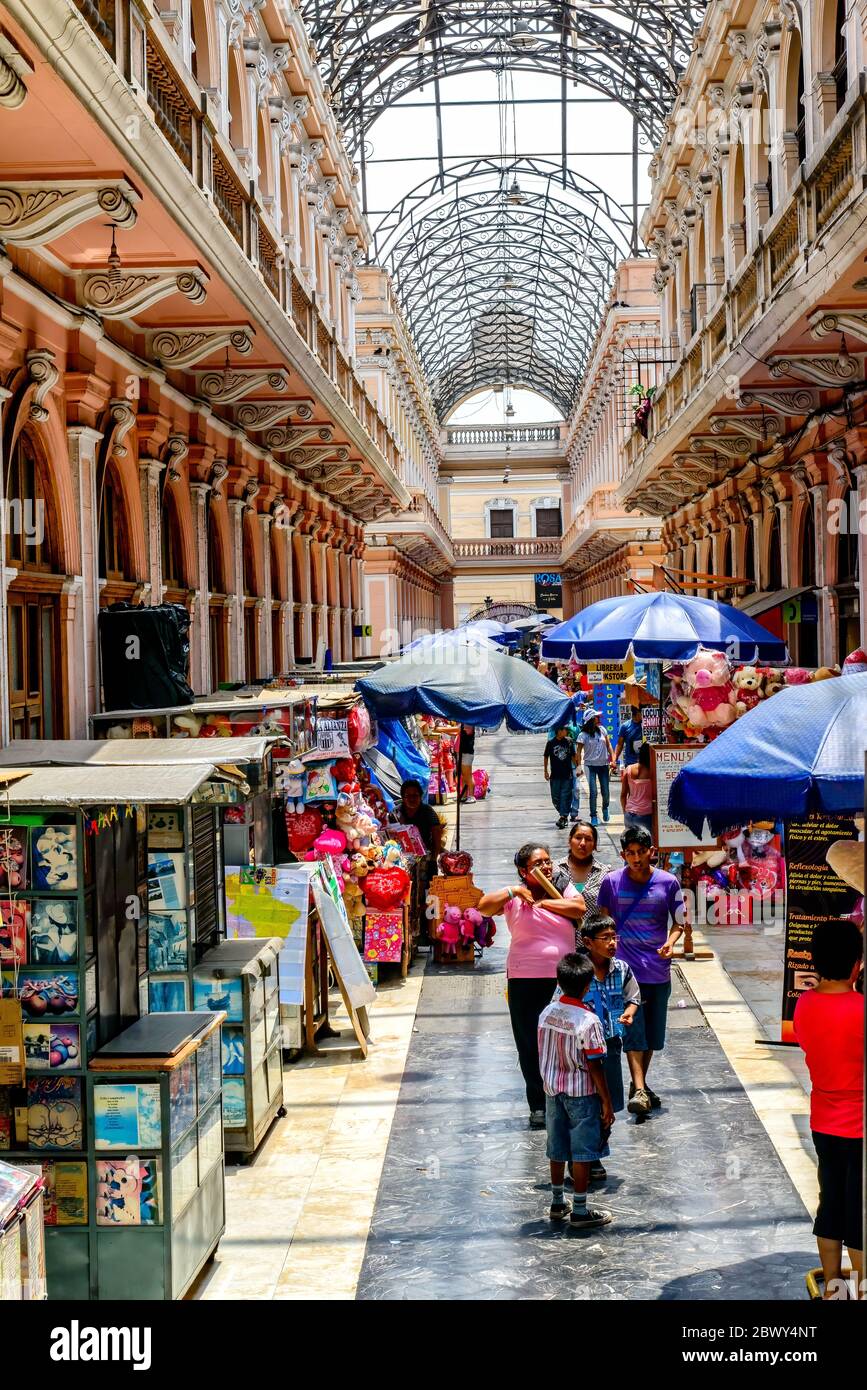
[[447, 477, 562, 538]]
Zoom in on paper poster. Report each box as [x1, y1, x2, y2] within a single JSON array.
[[315, 716, 351, 756], [28, 901, 77, 965], [23, 1023, 79, 1071], [364, 910, 403, 964], [93, 1083, 162, 1150], [147, 852, 187, 910], [225, 863, 313, 1009], [96, 1157, 161, 1226], [652, 746, 718, 850], [193, 973, 242, 1021], [781, 814, 861, 1041], [0, 901, 28, 966], [26, 1077, 82, 1149], [311, 867, 376, 1011]]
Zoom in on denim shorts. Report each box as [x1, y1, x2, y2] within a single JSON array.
[[622, 980, 672, 1052], [545, 1092, 610, 1163]]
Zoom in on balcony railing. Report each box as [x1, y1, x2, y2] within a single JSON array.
[[452, 537, 561, 562], [619, 89, 866, 503], [445, 425, 562, 446], [67, 0, 406, 489]]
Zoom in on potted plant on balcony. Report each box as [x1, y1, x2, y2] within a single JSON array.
[[630, 383, 656, 438]]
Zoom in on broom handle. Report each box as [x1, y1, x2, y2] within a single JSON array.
[[530, 866, 563, 898]]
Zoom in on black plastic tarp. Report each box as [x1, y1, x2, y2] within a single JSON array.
[[99, 602, 194, 710]]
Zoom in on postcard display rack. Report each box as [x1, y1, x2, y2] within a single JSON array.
[[0, 1160, 46, 1300], [146, 800, 225, 1018], [0, 806, 142, 1296], [193, 939, 284, 1156], [88, 1011, 225, 1300]]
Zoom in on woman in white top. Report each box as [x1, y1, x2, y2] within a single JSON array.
[[576, 711, 615, 827]]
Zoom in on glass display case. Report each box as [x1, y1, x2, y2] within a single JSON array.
[[87, 1011, 225, 1300], [193, 939, 284, 1157]]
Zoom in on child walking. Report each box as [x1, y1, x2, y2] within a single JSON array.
[[579, 916, 641, 1181], [537, 952, 615, 1228]]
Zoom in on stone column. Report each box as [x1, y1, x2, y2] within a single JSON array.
[[67, 425, 103, 732], [259, 512, 273, 676], [776, 498, 793, 585], [138, 458, 165, 603], [227, 498, 246, 680], [855, 465, 867, 650], [293, 530, 313, 658], [189, 482, 211, 695], [809, 483, 834, 665]]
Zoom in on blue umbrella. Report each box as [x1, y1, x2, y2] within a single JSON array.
[[402, 627, 499, 654], [540, 591, 788, 662], [357, 634, 572, 731], [667, 673, 867, 835]]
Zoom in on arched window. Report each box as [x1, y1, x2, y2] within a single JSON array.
[[98, 463, 130, 583], [754, 96, 773, 221], [5, 434, 61, 737], [800, 498, 816, 586], [784, 31, 806, 163], [837, 488, 859, 584], [207, 507, 225, 593], [717, 530, 731, 601], [834, 0, 847, 109], [730, 140, 746, 262], [767, 509, 782, 590], [743, 520, 756, 592], [4, 434, 58, 571]]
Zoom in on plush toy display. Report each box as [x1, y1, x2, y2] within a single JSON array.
[[472, 768, 490, 800], [363, 865, 410, 911], [172, 713, 203, 737], [284, 807, 323, 854], [201, 713, 233, 737], [279, 758, 306, 813], [105, 722, 133, 739], [304, 762, 337, 802], [682, 649, 737, 729], [732, 665, 764, 717], [783, 667, 812, 687], [439, 905, 463, 957]]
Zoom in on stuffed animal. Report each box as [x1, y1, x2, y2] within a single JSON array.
[[472, 768, 490, 799], [842, 647, 867, 674], [172, 712, 203, 738], [279, 758, 306, 813], [363, 864, 410, 910], [460, 906, 483, 943], [105, 721, 133, 739], [349, 852, 369, 881], [304, 762, 337, 802], [284, 808, 323, 854], [732, 665, 764, 717], [380, 840, 404, 867], [439, 905, 463, 956], [784, 667, 812, 686], [812, 666, 839, 681], [331, 757, 357, 788], [760, 668, 784, 698], [439, 850, 473, 876], [201, 713, 233, 737], [683, 649, 737, 729]]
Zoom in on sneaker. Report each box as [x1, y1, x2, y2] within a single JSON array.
[[589, 1163, 607, 1182], [528, 1110, 546, 1130], [569, 1207, 613, 1230], [549, 1200, 571, 1221], [556, 816, 567, 829], [602, 808, 610, 823], [590, 816, 598, 827], [627, 1087, 652, 1116], [645, 1087, 662, 1109]]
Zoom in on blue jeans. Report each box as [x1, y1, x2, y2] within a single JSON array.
[[550, 776, 573, 819], [624, 811, 653, 832], [585, 765, 609, 819]]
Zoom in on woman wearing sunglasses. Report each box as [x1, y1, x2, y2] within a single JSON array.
[[479, 843, 585, 1129]]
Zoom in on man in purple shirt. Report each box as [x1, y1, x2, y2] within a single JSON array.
[[596, 825, 685, 1117]]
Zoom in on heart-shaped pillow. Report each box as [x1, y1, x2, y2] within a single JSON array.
[[440, 850, 473, 877], [363, 865, 410, 910], [285, 808, 323, 853]]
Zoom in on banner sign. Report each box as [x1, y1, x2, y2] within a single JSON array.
[[781, 813, 860, 1041], [587, 657, 634, 685], [651, 746, 718, 850], [592, 683, 623, 736], [534, 573, 562, 609]]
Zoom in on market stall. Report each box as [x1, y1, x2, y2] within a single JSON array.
[[0, 761, 227, 1298], [0, 1159, 46, 1300]]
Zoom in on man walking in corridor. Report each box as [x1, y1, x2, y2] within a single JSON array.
[[596, 825, 685, 1116], [543, 725, 579, 829]]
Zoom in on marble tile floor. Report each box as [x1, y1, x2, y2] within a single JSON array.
[[192, 728, 818, 1301]]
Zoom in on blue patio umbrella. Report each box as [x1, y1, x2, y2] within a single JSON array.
[[357, 634, 572, 731], [540, 591, 788, 662], [357, 635, 572, 847], [667, 673, 867, 836]]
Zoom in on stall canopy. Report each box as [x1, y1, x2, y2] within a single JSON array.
[[403, 628, 500, 655], [356, 634, 572, 731], [0, 763, 215, 805], [364, 717, 430, 806], [540, 591, 789, 662], [667, 672, 867, 835]]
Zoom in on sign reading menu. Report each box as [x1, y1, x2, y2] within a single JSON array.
[[781, 813, 860, 1041], [651, 746, 718, 850]]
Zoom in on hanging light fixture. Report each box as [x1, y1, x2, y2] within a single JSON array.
[[507, 177, 526, 206], [838, 332, 852, 370], [105, 225, 122, 284], [510, 19, 539, 50]]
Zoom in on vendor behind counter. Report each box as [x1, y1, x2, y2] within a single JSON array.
[[390, 778, 445, 873]]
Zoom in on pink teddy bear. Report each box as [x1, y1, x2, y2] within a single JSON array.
[[684, 649, 737, 729], [440, 905, 463, 957]]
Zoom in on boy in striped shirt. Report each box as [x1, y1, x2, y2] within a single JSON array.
[[538, 952, 615, 1228]]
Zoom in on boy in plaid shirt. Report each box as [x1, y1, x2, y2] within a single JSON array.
[[579, 916, 640, 1181], [537, 952, 615, 1228]]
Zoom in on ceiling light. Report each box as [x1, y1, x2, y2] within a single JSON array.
[[505, 403, 515, 417], [510, 19, 539, 50], [507, 177, 526, 206], [105, 225, 122, 284]]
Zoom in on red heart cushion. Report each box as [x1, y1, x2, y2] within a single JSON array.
[[285, 808, 323, 853], [363, 865, 410, 910], [332, 758, 356, 785]]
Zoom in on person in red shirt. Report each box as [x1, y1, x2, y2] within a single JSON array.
[[793, 919, 864, 1299]]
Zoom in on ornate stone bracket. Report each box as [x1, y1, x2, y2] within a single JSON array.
[[105, 399, 137, 457], [737, 384, 818, 413], [0, 179, 139, 246], [709, 412, 784, 441], [242, 479, 260, 512], [809, 309, 867, 344], [234, 398, 316, 430], [768, 353, 861, 388], [689, 432, 754, 459], [261, 423, 332, 452], [289, 443, 350, 470], [25, 349, 59, 421], [209, 458, 229, 499], [163, 434, 189, 482], [196, 367, 289, 404], [79, 267, 207, 319], [0, 30, 32, 109], [148, 325, 254, 369]]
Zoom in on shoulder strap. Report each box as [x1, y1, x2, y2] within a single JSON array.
[[617, 873, 654, 929]]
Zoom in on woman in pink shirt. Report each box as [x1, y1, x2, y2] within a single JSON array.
[[620, 741, 654, 833], [479, 843, 585, 1129], [793, 919, 864, 1299]]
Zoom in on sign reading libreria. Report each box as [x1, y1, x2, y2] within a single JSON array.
[[534, 572, 562, 609], [781, 813, 860, 1041]]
